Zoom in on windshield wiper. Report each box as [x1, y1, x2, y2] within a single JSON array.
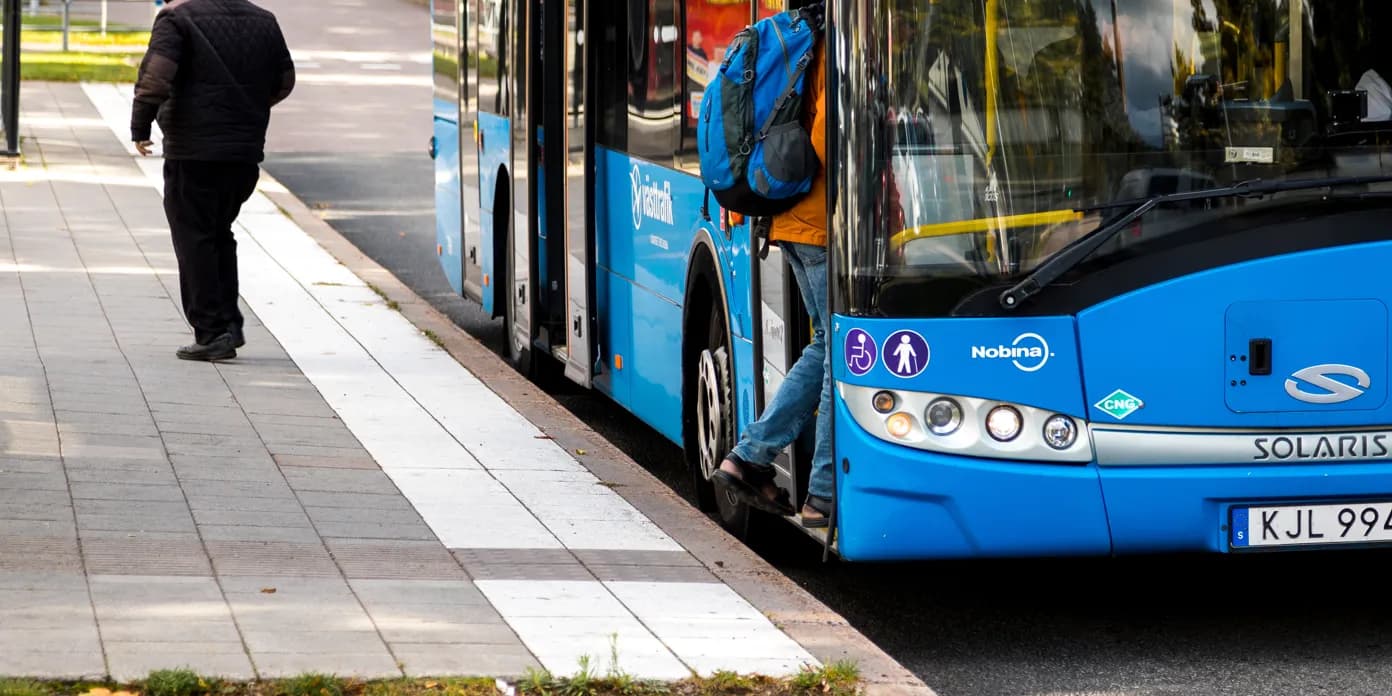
[[998, 175, 1392, 310]]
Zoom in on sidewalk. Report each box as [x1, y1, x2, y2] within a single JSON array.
[[0, 82, 929, 693]]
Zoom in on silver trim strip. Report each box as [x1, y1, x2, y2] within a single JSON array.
[[1092, 427, 1392, 466]]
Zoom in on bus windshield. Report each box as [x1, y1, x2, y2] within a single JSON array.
[[837, 0, 1392, 317]]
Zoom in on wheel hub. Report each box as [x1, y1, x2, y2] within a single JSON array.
[[696, 346, 732, 482]]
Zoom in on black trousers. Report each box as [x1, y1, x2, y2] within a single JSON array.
[[163, 159, 261, 345]]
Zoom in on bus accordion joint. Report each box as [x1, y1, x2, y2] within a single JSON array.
[[888, 209, 1085, 251]]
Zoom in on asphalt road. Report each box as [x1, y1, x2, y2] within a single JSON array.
[[257, 1, 1392, 694]]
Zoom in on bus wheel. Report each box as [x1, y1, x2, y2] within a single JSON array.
[[695, 303, 752, 536]]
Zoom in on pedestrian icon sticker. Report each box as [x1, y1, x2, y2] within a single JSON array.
[[886, 330, 930, 378], [845, 328, 877, 377]]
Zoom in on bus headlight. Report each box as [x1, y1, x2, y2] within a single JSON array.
[[839, 384, 1095, 464], [1042, 415, 1079, 450], [872, 391, 898, 414], [925, 398, 963, 436], [985, 406, 1023, 442], [885, 412, 915, 439]]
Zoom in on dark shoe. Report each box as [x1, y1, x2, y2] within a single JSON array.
[[711, 455, 796, 516], [800, 494, 833, 529], [230, 329, 246, 348], [177, 334, 237, 362]]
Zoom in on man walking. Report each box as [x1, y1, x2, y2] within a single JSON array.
[[131, 0, 295, 361], [712, 13, 833, 528]]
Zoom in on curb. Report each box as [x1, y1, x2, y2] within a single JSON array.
[[256, 178, 934, 696]]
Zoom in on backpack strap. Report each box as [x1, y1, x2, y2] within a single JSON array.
[[755, 49, 816, 143]]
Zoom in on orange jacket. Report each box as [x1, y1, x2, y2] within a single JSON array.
[[769, 43, 827, 248]]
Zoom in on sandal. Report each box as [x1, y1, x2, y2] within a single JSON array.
[[800, 494, 833, 529], [712, 455, 796, 516]]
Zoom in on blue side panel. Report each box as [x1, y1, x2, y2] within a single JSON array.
[[831, 315, 1085, 416], [433, 100, 463, 296], [1099, 461, 1392, 553], [1078, 242, 1392, 429], [833, 401, 1112, 561], [594, 147, 739, 445], [476, 112, 511, 316], [631, 290, 685, 443], [595, 267, 633, 407]]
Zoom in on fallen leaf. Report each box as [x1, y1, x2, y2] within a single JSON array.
[[575, 449, 587, 456], [80, 689, 112, 696], [534, 435, 553, 440], [424, 681, 439, 689], [260, 587, 277, 594]]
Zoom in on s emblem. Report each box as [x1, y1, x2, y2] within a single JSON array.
[[1285, 364, 1371, 405]]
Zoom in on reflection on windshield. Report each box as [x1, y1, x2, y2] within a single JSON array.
[[839, 0, 1392, 315]]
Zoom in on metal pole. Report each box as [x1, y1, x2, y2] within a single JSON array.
[[62, 0, 70, 52], [3, 0, 21, 156], [102, 0, 109, 36]]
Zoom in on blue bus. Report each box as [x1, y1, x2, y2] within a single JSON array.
[[433, 0, 1392, 560]]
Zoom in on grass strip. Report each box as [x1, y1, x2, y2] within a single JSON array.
[[19, 51, 140, 82], [20, 30, 152, 47], [0, 662, 862, 696]]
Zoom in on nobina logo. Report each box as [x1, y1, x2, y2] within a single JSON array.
[[971, 332, 1055, 372], [630, 164, 674, 230]]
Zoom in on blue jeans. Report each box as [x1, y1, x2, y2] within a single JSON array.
[[731, 242, 834, 500]]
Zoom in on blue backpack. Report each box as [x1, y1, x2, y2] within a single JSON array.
[[697, 5, 825, 219]]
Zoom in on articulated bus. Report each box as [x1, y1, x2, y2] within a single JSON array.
[[432, 0, 1392, 560]]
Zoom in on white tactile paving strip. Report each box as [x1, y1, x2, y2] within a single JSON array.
[[80, 83, 816, 678]]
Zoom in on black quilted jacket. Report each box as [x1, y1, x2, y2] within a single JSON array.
[[131, 0, 295, 162]]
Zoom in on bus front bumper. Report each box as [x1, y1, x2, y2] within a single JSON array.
[[834, 411, 1392, 561]]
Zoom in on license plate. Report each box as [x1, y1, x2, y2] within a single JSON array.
[[1232, 502, 1392, 549]]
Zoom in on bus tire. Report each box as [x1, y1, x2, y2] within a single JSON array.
[[498, 178, 534, 376], [686, 262, 756, 538]]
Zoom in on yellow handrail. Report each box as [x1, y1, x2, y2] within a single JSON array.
[[984, 0, 999, 167], [890, 209, 1084, 249]]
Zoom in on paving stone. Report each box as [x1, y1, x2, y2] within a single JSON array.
[[181, 479, 296, 500], [0, 470, 69, 491], [395, 643, 540, 677], [325, 540, 465, 580], [199, 525, 322, 544], [186, 495, 306, 515], [81, 536, 213, 576], [282, 468, 399, 494], [273, 453, 381, 470], [313, 521, 438, 542], [0, 650, 107, 680], [304, 505, 426, 526], [0, 627, 104, 655], [99, 619, 242, 643], [296, 491, 420, 511], [192, 509, 314, 528], [105, 646, 255, 682], [570, 549, 704, 567], [242, 630, 390, 654], [253, 652, 402, 679], [204, 541, 340, 577], [589, 565, 719, 583], [70, 482, 186, 503], [0, 518, 79, 539]]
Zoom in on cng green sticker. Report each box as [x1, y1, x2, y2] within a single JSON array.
[[1095, 389, 1143, 420]]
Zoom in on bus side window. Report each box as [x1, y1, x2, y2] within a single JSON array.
[[478, 0, 506, 115], [594, 1, 628, 151], [621, 0, 683, 165]]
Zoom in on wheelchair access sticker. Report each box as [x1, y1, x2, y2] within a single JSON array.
[[845, 328, 878, 377]]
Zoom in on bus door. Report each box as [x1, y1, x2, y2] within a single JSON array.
[[748, 0, 812, 503], [752, 231, 814, 504], [538, 0, 596, 386], [460, 0, 485, 304]]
